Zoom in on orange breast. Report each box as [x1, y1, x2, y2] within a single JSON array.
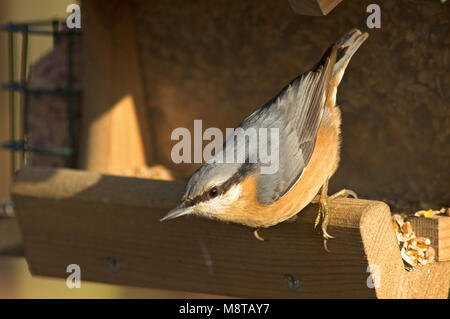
[[216, 106, 342, 228]]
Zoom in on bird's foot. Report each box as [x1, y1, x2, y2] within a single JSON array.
[[329, 188, 358, 201], [314, 196, 334, 252], [313, 189, 357, 252], [253, 228, 265, 241], [311, 188, 358, 204]]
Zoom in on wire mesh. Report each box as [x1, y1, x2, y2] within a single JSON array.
[[0, 20, 82, 174]]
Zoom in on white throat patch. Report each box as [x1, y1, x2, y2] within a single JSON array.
[[195, 184, 243, 215]]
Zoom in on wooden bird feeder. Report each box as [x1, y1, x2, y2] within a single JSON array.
[[1, 167, 448, 299], [0, 0, 448, 299]]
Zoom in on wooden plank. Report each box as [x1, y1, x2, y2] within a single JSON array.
[[11, 168, 450, 298], [79, 0, 154, 174], [288, 0, 343, 16], [0, 217, 24, 257], [410, 216, 450, 262]]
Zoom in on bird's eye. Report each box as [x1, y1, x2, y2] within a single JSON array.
[[209, 187, 218, 198]]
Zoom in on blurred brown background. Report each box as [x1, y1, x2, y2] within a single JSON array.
[[129, 0, 449, 210]]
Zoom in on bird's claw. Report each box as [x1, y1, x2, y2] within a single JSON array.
[[253, 228, 265, 241], [328, 188, 358, 201], [315, 197, 334, 251], [314, 188, 358, 251]]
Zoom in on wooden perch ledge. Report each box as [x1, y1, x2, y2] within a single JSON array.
[[5, 168, 450, 298]]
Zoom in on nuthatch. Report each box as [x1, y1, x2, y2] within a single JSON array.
[[161, 29, 368, 248]]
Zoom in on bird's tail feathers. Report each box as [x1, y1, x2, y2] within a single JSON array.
[[333, 29, 368, 83]]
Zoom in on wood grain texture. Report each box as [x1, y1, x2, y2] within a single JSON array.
[[79, 0, 153, 173], [410, 216, 450, 262], [11, 168, 450, 298], [288, 0, 343, 16], [0, 217, 24, 256]]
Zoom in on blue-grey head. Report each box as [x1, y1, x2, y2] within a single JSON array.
[[160, 159, 253, 221]]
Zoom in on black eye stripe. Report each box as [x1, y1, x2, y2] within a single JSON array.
[[209, 187, 218, 197], [185, 162, 254, 207]]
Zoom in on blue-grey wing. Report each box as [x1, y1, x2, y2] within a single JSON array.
[[239, 45, 336, 205]]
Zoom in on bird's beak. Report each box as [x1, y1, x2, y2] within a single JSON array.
[[160, 204, 193, 222]]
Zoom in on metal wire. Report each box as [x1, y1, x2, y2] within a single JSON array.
[[67, 33, 75, 168], [1, 20, 82, 173], [0, 21, 82, 35], [8, 29, 18, 174], [1, 82, 81, 95], [20, 25, 29, 167]]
